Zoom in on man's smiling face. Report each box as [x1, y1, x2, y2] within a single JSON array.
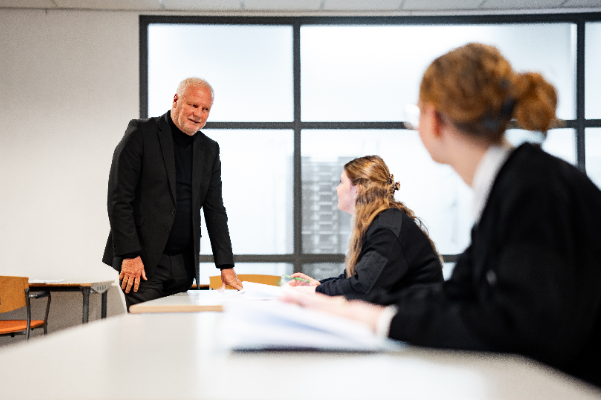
[[171, 85, 213, 136]]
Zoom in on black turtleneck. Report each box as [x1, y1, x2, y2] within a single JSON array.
[[164, 112, 194, 254]]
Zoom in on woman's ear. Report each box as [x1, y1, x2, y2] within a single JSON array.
[[352, 184, 360, 199], [433, 113, 442, 139], [436, 112, 454, 142], [419, 103, 447, 164], [426, 104, 445, 139]]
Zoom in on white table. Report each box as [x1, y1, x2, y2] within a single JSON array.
[[129, 290, 234, 313], [129, 289, 280, 314], [0, 312, 599, 400]]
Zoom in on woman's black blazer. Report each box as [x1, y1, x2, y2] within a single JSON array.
[[316, 208, 443, 300], [386, 143, 601, 388]]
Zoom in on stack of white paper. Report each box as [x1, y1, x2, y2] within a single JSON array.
[[239, 281, 283, 300], [220, 299, 403, 352]]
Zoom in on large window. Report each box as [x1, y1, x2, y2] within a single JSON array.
[[142, 14, 601, 283]]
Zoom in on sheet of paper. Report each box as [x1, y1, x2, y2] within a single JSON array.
[[220, 300, 403, 352], [240, 281, 284, 300], [215, 289, 246, 297]]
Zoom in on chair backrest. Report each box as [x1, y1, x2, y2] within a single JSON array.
[[209, 274, 281, 290], [0, 276, 29, 313]]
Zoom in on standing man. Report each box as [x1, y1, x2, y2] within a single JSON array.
[[103, 77, 243, 309]]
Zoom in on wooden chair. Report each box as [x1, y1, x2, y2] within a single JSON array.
[[209, 274, 281, 290], [0, 276, 51, 341]]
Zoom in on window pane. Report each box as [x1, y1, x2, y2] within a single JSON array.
[[586, 128, 601, 190], [543, 129, 576, 165], [506, 129, 576, 165], [586, 23, 601, 119], [200, 130, 293, 255], [302, 263, 345, 281], [199, 263, 292, 285], [301, 24, 575, 122], [148, 24, 293, 121], [301, 130, 473, 256]]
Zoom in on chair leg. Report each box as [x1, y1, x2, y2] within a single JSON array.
[[25, 288, 31, 341], [43, 292, 51, 335]]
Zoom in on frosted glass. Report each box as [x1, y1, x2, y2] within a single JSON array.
[[148, 24, 293, 121], [506, 129, 576, 165], [302, 263, 345, 281], [301, 24, 575, 121], [198, 263, 293, 284], [586, 128, 601, 190], [586, 23, 601, 119], [199, 130, 293, 255], [301, 130, 473, 255]]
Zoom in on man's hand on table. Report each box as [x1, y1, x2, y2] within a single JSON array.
[[119, 256, 147, 293], [220, 268, 243, 291]]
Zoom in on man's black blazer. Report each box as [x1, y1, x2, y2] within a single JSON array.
[[102, 112, 234, 284]]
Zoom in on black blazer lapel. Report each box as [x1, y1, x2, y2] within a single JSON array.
[[192, 131, 206, 208], [158, 112, 177, 203]]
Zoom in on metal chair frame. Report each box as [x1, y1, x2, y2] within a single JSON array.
[[0, 287, 51, 341]]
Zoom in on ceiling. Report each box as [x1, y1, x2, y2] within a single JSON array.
[[0, 0, 600, 13]]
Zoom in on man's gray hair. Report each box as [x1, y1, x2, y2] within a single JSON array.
[[176, 77, 214, 101]]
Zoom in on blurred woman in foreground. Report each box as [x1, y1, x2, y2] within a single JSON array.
[[288, 155, 443, 300], [284, 43, 601, 388]]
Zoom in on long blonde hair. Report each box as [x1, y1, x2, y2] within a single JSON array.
[[419, 42, 557, 142], [344, 156, 442, 277]]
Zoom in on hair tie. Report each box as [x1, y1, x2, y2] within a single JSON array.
[[481, 77, 516, 132], [482, 97, 515, 132]]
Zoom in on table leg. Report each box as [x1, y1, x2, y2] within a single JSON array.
[[101, 292, 108, 319], [81, 287, 90, 324]]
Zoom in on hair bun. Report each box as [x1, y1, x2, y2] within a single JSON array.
[[512, 72, 557, 132]]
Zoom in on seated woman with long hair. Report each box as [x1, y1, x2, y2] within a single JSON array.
[[284, 43, 601, 388], [288, 155, 443, 300]]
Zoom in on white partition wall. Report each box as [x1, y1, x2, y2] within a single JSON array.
[[0, 9, 140, 344]]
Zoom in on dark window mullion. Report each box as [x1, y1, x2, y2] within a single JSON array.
[[199, 254, 458, 263], [140, 16, 149, 119], [577, 21, 586, 172], [293, 22, 302, 274]]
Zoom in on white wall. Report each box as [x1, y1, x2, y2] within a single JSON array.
[[0, 9, 140, 344]]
